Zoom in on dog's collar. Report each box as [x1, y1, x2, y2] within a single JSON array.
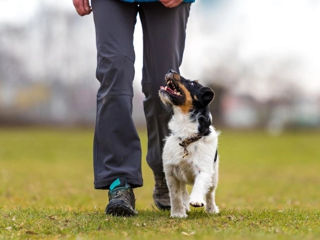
[[179, 134, 219, 162], [179, 133, 203, 158]]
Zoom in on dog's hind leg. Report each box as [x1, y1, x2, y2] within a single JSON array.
[[206, 186, 219, 214], [166, 175, 187, 218], [180, 183, 190, 212], [206, 164, 219, 214]]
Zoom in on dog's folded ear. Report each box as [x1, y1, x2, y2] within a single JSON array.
[[199, 87, 215, 106]]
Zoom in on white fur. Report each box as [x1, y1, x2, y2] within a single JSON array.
[[162, 107, 220, 218]]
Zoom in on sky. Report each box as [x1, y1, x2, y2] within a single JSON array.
[[0, 0, 69, 22], [181, 0, 320, 97], [1, 0, 320, 97]]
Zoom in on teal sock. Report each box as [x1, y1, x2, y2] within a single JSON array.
[[109, 177, 130, 192]]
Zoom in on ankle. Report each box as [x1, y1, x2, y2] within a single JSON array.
[[109, 177, 131, 192]]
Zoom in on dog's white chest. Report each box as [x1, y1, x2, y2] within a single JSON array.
[[163, 132, 217, 183], [171, 159, 199, 184]]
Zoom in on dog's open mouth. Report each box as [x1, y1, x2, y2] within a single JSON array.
[[160, 79, 183, 97]]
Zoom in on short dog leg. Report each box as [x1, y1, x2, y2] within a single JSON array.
[[206, 186, 219, 214], [189, 173, 211, 207], [180, 183, 190, 212], [166, 175, 187, 218]]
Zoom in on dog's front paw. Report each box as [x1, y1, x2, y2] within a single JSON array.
[[189, 198, 205, 208], [170, 212, 187, 218]]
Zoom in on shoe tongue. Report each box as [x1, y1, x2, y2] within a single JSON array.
[[110, 177, 129, 191]]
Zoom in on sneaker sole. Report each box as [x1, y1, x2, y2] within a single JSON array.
[[106, 201, 137, 217]]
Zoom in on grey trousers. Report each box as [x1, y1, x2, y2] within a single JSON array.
[[92, 0, 191, 189]]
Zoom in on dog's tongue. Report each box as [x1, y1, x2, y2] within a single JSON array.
[[160, 86, 175, 94], [166, 87, 175, 94]]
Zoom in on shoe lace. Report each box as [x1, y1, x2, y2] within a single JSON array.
[[110, 188, 135, 206]]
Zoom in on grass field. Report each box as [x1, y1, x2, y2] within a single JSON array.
[[0, 128, 320, 239]]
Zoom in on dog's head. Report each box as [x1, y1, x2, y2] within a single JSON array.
[[159, 70, 214, 113]]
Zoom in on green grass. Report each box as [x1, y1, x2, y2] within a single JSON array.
[[1, 128, 320, 239]]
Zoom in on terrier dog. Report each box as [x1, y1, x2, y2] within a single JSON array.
[[159, 70, 219, 218]]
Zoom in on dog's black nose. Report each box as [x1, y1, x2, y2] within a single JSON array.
[[168, 69, 177, 74], [165, 69, 179, 81], [165, 72, 173, 81]]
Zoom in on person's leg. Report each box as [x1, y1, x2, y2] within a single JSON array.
[[139, 2, 191, 209], [92, 0, 142, 190]]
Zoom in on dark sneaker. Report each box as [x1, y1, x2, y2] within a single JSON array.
[[105, 178, 137, 217], [153, 173, 171, 210]]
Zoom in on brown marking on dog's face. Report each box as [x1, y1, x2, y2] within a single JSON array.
[[177, 82, 193, 113], [172, 72, 181, 81]]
